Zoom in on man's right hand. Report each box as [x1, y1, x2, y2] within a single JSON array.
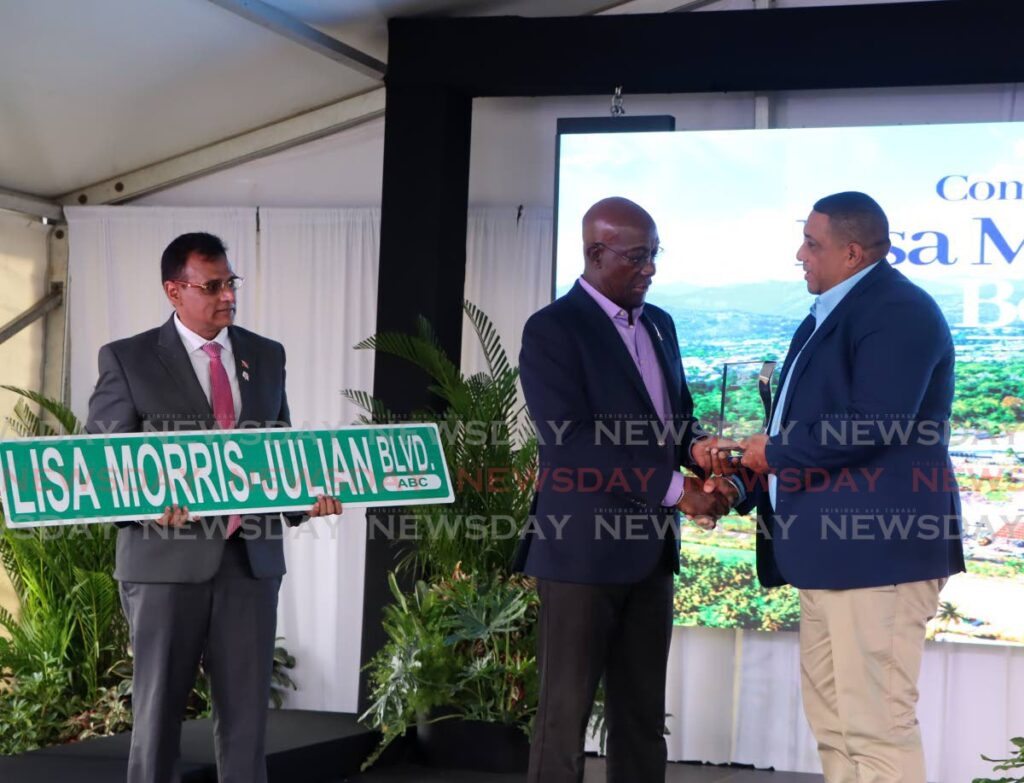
[[154, 505, 193, 526], [676, 476, 732, 530], [691, 437, 743, 476]]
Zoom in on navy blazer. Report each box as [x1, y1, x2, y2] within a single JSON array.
[[738, 261, 966, 589], [513, 282, 704, 584]]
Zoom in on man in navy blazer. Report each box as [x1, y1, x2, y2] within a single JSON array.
[[515, 197, 737, 783], [735, 192, 965, 783]]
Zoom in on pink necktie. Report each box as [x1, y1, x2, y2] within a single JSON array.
[[202, 342, 242, 536]]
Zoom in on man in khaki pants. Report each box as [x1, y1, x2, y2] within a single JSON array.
[[726, 192, 965, 782]]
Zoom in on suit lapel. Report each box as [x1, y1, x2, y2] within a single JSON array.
[[156, 316, 213, 417], [568, 284, 659, 417], [772, 314, 815, 420], [228, 326, 254, 424], [641, 312, 681, 402], [778, 317, 836, 426], [778, 262, 891, 424]]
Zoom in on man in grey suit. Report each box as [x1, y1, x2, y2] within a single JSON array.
[[86, 232, 340, 783]]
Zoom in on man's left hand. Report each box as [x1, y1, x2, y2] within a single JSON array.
[[307, 495, 343, 517], [739, 434, 772, 474], [692, 437, 742, 476], [702, 475, 739, 506], [679, 476, 735, 531]]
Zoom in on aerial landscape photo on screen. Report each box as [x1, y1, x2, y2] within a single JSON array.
[[556, 121, 1024, 644]]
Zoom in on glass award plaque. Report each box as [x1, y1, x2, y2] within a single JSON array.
[[717, 360, 778, 440]]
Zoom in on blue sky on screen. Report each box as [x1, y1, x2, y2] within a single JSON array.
[[556, 122, 1024, 292]]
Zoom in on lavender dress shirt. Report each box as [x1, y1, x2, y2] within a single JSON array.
[[577, 277, 687, 506]]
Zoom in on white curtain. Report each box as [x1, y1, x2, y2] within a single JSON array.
[[255, 208, 378, 712], [464, 204, 1024, 782], [65, 205, 377, 713], [462, 207, 553, 376], [66, 207, 258, 417]]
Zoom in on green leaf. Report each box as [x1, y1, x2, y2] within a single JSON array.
[[462, 300, 512, 380], [339, 389, 393, 423], [1, 386, 82, 435]]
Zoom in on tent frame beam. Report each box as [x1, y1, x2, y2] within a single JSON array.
[[0, 187, 64, 222], [59, 88, 386, 206], [206, 0, 386, 79]]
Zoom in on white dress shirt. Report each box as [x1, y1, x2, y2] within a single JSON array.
[[173, 313, 242, 421], [768, 261, 880, 508]]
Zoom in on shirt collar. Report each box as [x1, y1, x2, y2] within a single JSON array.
[[578, 276, 644, 324], [812, 261, 880, 327], [173, 313, 231, 356]]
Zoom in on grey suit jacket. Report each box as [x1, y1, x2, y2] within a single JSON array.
[[86, 316, 300, 583]]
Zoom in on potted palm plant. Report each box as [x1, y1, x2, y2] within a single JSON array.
[[346, 302, 539, 771]]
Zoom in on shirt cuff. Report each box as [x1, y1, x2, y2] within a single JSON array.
[[663, 471, 686, 508], [726, 474, 747, 507]]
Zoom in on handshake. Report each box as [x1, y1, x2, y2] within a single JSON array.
[[675, 435, 773, 531]]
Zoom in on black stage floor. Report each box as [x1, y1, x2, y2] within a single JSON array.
[[0, 710, 376, 783], [0, 710, 823, 783], [341, 761, 823, 782]]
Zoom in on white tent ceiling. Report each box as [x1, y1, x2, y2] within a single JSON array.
[[0, 0, 624, 199], [0, 0, 938, 203]]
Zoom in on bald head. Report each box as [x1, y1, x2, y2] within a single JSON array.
[[581, 197, 660, 311], [582, 197, 656, 248]]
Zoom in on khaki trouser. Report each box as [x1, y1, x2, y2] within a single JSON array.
[[799, 579, 944, 783]]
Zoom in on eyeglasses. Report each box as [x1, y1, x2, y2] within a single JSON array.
[[590, 243, 663, 267], [173, 276, 244, 296]]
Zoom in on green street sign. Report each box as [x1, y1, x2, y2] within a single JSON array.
[[0, 424, 454, 527]]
